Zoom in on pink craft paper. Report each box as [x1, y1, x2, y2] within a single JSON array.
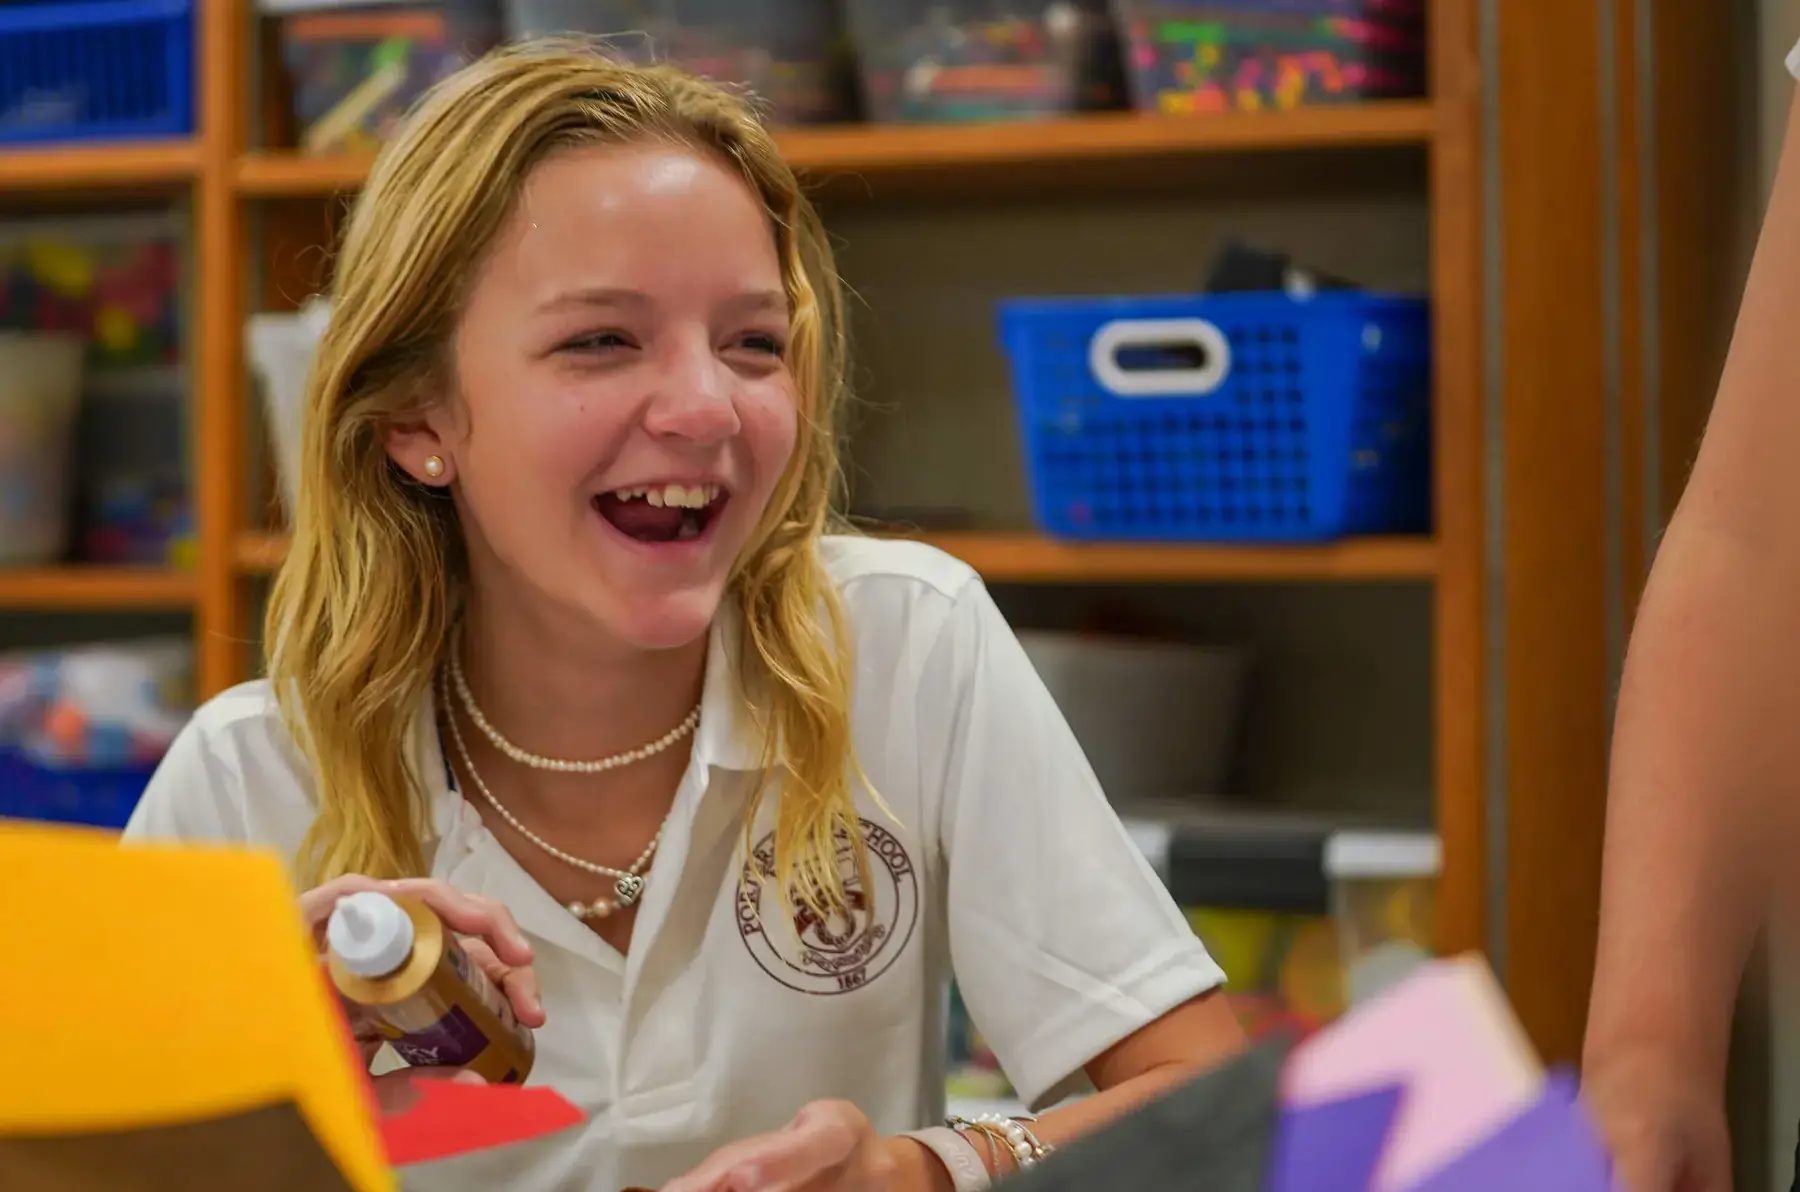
[[1281, 954, 1544, 1192]]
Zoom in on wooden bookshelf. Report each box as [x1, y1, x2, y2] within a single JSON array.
[[7, 0, 1694, 1071], [0, 567, 195, 610], [234, 530, 1435, 585], [234, 103, 1437, 198]]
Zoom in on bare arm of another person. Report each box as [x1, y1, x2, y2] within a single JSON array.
[[1584, 86, 1800, 1192]]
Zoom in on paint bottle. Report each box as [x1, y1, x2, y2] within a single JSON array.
[[326, 890, 536, 1085]]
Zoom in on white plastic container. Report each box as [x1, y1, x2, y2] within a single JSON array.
[[247, 299, 332, 517], [1323, 828, 1440, 1005], [0, 333, 85, 566], [1015, 630, 1248, 799]]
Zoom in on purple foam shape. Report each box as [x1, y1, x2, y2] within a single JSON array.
[[1267, 1084, 1403, 1192], [1399, 1073, 1622, 1192]]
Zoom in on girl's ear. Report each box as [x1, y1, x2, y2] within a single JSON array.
[[384, 416, 455, 486]]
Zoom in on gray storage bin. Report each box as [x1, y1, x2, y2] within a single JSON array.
[[1017, 630, 1248, 799]]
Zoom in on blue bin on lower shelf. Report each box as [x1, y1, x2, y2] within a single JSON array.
[[998, 290, 1432, 543], [0, 748, 153, 829], [0, 0, 194, 145]]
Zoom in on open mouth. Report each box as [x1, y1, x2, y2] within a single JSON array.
[[592, 483, 727, 545]]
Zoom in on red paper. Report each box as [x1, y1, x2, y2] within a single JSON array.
[[378, 1078, 586, 1167]]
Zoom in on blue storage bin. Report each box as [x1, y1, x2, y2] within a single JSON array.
[[998, 290, 1431, 543], [0, 747, 152, 829], [0, 0, 194, 145]]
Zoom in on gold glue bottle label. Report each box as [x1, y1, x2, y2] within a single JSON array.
[[443, 935, 536, 1059]]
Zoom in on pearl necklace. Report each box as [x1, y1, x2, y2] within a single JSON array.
[[439, 674, 666, 920], [448, 646, 700, 773]]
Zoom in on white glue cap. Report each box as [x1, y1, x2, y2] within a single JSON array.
[[327, 891, 416, 978]]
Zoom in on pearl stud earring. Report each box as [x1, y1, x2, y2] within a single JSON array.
[[423, 455, 445, 480]]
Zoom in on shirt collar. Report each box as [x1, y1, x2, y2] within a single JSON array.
[[687, 599, 764, 775]]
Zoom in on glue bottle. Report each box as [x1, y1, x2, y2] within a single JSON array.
[[326, 890, 536, 1085]]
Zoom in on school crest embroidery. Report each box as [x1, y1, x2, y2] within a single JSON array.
[[736, 818, 919, 995]]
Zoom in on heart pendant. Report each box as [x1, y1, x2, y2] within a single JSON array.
[[614, 874, 646, 907]]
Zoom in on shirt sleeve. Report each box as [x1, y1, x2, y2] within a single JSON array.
[[1788, 37, 1800, 81], [922, 577, 1227, 1109], [121, 714, 250, 843]]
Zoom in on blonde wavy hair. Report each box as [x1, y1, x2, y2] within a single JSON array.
[[268, 39, 869, 914]]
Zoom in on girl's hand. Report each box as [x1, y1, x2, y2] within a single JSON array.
[[1583, 1047, 1731, 1192], [299, 874, 546, 1113], [663, 1101, 897, 1192]]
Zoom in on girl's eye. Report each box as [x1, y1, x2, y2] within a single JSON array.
[[740, 332, 786, 356], [561, 331, 632, 353]]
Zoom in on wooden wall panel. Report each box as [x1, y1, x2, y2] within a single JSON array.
[[1492, 0, 1614, 1069], [1487, 0, 1751, 1066], [1648, 0, 1751, 528]]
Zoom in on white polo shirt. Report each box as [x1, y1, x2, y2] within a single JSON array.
[[124, 536, 1225, 1192]]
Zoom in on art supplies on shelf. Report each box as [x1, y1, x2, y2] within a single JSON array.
[[845, 0, 1125, 123], [0, 211, 191, 566], [264, 0, 506, 154], [0, 212, 184, 378], [1111, 0, 1427, 115], [505, 0, 856, 125], [0, 638, 192, 829]]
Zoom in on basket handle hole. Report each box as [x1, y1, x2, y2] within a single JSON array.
[[1114, 342, 1213, 373]]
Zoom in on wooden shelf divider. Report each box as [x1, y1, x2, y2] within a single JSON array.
[[236, 530, 1434, 585]]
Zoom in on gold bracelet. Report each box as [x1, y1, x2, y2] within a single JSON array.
[[946, 1116, 1010, 1175]]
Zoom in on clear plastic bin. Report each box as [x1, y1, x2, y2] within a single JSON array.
[[264, 0, 505, 154], [1109, 0, 1427, 115], [1323, 828, 1439, 1005], [845, 0, 1124, 124], [503, 0, 853, 125]]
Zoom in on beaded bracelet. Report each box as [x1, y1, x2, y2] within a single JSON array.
[[947, 1113, 1054, 1171]]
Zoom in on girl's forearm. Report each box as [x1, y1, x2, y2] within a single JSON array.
[[1586, 528, 1788, 1082]]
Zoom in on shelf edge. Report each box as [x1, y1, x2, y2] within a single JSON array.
[[237, 531, 1435, 584]]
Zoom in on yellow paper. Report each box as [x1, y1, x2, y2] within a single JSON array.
[[0, 822, 392, 1192]]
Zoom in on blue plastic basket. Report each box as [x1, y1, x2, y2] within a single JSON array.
[[0, 0, 194, 145], [0, 747, 153, 829], [998, 290, 1432, 543]]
